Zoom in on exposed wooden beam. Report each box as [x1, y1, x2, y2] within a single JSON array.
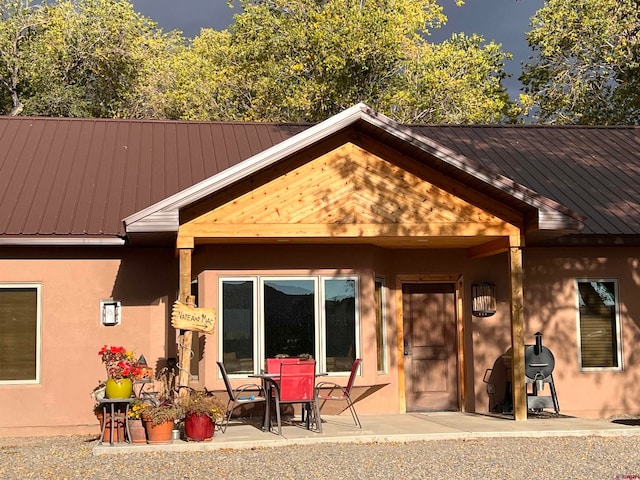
[[508, 234, 527, 421], [456, 275, 466, 412], [467, 237, 510, 259], [395, 277, 407, 414], [177, 235, 194, 249], [179, 222, 519, 239]]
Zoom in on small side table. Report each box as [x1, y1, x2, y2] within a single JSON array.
[[98, 398, 134, 445]]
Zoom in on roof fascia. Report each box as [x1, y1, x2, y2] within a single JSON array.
[[0, 237, 126, 246]]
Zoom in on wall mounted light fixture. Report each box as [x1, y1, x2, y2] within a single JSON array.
[[100, 299, 121, 326], [472, 283, 496, 317]]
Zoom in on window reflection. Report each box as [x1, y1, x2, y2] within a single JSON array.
[[264, 280, 315, 359], [222, 281, 254, 374]]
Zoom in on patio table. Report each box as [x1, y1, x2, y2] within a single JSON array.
[[249, 372, 326, 432]]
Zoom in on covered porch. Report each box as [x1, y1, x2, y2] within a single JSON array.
[[123, 104, 582, 421]]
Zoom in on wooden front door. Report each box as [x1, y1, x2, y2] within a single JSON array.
[[402, 282, 458, 411]]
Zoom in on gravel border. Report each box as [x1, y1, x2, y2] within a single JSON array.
[[2, 434, 640, 479]]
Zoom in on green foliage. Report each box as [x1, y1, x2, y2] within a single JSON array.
[[0, 0, 515, 123], [0, 0, 47, 115], [0, 0, 180, 117], [520, 0, 640, 125], [148, 0, 515, 124]]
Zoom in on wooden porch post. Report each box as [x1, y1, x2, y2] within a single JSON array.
[[508, 234, 527, 421], [177, 246, 193, 395]]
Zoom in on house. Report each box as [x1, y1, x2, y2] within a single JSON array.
[[1, 104, 639, 437]]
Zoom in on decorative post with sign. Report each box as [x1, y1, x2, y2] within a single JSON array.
[[172, 297, 216, 397]]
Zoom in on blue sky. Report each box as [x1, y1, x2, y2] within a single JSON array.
[[132, 0, 544, 99]]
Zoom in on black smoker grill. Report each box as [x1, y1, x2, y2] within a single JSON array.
[[524, 332, 560, 414], [493, 331, 560, 415]]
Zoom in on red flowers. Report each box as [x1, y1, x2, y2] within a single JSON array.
[[98, 345, 141, 380]]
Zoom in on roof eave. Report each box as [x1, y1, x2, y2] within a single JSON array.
[[0, 236, 126, 246]]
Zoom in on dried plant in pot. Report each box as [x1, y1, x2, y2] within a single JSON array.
[[142, 400, 182, 444], [177, 388, 224, 441], [142, 401, 182, 426]]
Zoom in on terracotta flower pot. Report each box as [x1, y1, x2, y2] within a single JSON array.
[[96, 411, 125, 443], [184, 413, 214, 442], [128, 418, 147, 444], [143, 419, 174, 444]]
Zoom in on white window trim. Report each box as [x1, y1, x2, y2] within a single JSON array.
[[0, 283, 42, 385], [575, 278, 623, 372], [218, 274, 360, 376], [320, 276, 360, 376], [375, 277, 388, 374], [217, 276, 258, 378], [261, 276, 319, 371]]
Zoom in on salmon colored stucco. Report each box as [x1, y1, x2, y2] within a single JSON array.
[[3, 242, 639, 437]]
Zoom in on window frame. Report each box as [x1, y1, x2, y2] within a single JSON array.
[[575, 278, 623, 372], [218, 274, 360, 376], [217, 276, 259, 377], [0, 283, 42, 385], [374, 277, 388, 374]]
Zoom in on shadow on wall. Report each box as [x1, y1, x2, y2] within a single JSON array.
[[111, 249, 179, 305]]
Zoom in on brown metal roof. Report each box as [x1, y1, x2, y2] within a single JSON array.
[[416, 125, 640, 237], [1, 113, 639, 244], [0, 117, 306, 240]]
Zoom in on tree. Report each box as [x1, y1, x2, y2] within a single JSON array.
[[24, 0, 179, 117], [520, 0, 640, 125], [0, 1, 45, 115], [0, 0, 180, 117], [151, 0, 515, 123]]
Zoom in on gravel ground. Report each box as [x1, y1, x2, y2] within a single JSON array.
[[1, 435, 639, 480]]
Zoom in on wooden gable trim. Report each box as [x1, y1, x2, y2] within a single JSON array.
[[177, 142, 521, 245], [353, 132, 526, 228]]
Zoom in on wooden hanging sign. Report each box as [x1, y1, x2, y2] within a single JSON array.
[[171, 301, 216, 334]]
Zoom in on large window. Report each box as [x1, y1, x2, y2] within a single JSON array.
[[576, 279, 622, 370], [219, 276, 359, 375], [0, 284, 41, 383]]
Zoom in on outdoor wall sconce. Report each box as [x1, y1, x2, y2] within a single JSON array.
[[100, 299, 121, 326], [471, 283, 496, 317]]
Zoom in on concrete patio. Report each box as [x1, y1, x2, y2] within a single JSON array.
[[92, 412, 640, 455]]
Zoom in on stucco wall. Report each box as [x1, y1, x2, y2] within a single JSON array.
[[523, 247, 640, 419], [190, 244, 507, 417], [0, 247, 178, 437], [3, 243, 637, 437]]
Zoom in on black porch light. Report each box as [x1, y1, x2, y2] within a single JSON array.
[[472, 283, 496, 318]]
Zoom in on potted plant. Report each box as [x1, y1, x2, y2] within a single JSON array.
[[93, 402, 128, 443], [177, 388, 224, 442], [141, 400, 182, 444], [98, 345, 141, 399], [127, 399, 149, 444]]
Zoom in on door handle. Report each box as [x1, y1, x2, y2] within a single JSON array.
[[404, 339, 410, 356]]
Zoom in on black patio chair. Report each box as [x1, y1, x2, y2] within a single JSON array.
[[217, 361, 266, 433]]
